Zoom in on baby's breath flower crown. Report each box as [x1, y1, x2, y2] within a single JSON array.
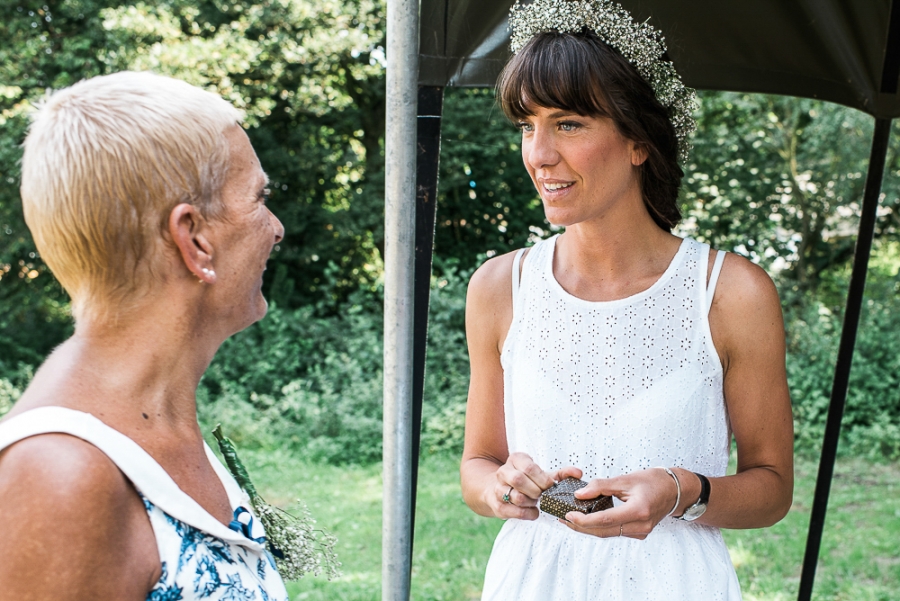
[[508, 0, 697, 162]]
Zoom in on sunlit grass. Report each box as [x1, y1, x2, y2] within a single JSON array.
[[240, 450, 900, 600]]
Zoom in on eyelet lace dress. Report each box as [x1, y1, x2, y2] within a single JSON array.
[[0, 407, 289, 601], [481, 235, 741, 600]]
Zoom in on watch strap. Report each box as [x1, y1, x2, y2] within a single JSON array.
[[677, 472, 710, 520], [695, 472, 710, 505]]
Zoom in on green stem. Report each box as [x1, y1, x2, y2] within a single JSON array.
[[212, 424, 260, 501]]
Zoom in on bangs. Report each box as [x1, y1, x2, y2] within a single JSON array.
[[498, 32, 611, 121]]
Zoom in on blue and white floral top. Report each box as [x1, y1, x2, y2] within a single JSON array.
[[0, 407, 289, 601]]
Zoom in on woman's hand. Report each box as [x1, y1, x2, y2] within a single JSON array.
[[560, 467, 690, 539], [487, 453, 582, 520]]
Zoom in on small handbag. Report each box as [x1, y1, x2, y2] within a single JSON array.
[[539, 477, 614, 520]]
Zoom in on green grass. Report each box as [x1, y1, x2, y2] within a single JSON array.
[[723, 459, 900, 601], [241, 451, 900, 600]]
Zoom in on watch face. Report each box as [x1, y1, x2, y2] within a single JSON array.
[[681, 503, 707, 522]]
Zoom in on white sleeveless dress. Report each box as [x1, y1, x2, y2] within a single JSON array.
[[481, 235, 742, 600], [0, 407, 289, 601]]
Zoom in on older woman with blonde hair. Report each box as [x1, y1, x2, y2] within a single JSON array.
[[0, 71, 288, 600]]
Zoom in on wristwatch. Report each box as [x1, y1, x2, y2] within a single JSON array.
[[678, 472, 710, 521]]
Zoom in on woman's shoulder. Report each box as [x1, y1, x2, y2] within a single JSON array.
[[469, 249, 516, 301], [0, 430, 134, 502], [0, 430, 158, 598], [466, 247, 538, 353], [708, 250, 784, 370], [0, 423, 147, 539], [467, 243, 542, 299], [713, 251, 780, 309], [690, 237, 777, 302]]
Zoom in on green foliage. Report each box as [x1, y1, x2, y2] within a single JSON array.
[[0, 379, 21, 418], [788, 244, 900, 460], [679, 93, 900, 299], [3, 1, 900, 461], [0, 364, 32, 419], [197, 266, 471, 464], [434, 89, 550, 269], [197, 302, 383, 463]]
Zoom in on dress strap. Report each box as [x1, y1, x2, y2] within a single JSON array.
[[706, 250, 727, 314], [0, 406, 265, 550], [511, 248, 526, 307]]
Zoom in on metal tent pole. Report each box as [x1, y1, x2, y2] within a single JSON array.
[[408, 85, 445, 572], [797, 117, 893, 601], [383, 0, 419, 597]]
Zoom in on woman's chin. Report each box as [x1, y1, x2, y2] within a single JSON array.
[[543, 211, 577, 229], [541, 202, 576, 227], [227, 296, 269, 335], [252, 295, 269, 321]]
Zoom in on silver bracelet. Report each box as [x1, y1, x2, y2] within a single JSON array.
[[657, 466, 681, 517]]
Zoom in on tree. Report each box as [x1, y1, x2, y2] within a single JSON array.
[[678, 92, 900, 303], [1, 1, 117, 365], [3, 2, 899, 370], [435, 88, 548, 268], [0, 0, 388, 345]]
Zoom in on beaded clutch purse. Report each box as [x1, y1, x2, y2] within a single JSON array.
[[539, 477, 614, 520]]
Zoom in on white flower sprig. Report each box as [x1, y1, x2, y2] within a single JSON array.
[[509, 0, 698, 162], [253, 501, 340, 581], [213, 425, 341, 581]]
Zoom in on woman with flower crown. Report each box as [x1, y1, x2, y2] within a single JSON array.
[[460, 1, 794, 598]]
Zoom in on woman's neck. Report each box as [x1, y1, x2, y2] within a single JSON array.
[[553, 212, 682, 302], [12, 297, 220, 436]]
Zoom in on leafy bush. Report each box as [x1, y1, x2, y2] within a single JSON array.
[[787, 267, 900, 460], [0, 363, 32, 419], [4, 246, 899, 464], [0, 378, 22, 418], [199, 250, 900, 465], [197, 301, 384, 464], [198, 264, 472, 464]]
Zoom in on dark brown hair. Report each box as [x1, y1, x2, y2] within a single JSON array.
[[498, 30, 683, 231]]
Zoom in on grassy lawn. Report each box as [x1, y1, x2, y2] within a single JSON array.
[[241, 450, 900, 600], [724, 458, 900, 601]]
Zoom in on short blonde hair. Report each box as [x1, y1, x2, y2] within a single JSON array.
[[20, 71, 242, 321]]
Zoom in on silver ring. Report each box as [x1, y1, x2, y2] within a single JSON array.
[[502, 486, 514, 504]]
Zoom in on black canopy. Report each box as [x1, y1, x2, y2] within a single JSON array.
[[419, 0, 900, 117]]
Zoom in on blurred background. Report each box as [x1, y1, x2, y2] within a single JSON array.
[[1, 2, 899, 599]]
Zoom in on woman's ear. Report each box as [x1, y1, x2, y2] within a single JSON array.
[[631, 144, 649, 166], [168, 203, 216, 284]]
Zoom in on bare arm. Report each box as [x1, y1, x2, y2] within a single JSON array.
[[699, 253, 794, 527], [0, 434, 160, 601], [460, 252, 578, 520], [566, 253, 793, 537]]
